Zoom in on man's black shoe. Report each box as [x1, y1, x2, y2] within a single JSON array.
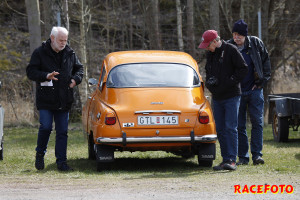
[[253, 156, 264, 165], [57, 162, 73, 171], [213, 162, 225, 171], [35, 152, 45, 170], [237, 159, 249, 165]]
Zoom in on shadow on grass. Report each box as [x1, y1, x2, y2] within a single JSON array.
[[42, 156, 224, 177], [295, 153, 300, 161], [263, 138, 300, 148]]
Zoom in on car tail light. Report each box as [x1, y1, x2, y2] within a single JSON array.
[[105, 111, 117, 125], [199, 111, 209, 124], [105, 117, 116, 125]]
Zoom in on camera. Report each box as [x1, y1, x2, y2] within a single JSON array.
[[206, 76, 219, 86]]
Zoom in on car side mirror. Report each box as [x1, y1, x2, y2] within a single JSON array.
[[88, 78, 98, 86]]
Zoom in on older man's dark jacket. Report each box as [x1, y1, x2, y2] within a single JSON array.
[[26, 39, 84, 111], [228, 36, 271, 88], [205, 41, 248, 100]]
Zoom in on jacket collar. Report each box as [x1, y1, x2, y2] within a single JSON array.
[[207, 40, 225, 55], [229, 36, 252, 49]]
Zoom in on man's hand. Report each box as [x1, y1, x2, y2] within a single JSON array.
[[46, 71, 60, 81], [69, 79, 76, 88], [252, 85, 262, 90]]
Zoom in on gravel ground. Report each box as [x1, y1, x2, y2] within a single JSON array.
[[0, 172, 299, 200]]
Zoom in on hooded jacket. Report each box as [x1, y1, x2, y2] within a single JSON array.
[[205, 41, 248, 100], [26, 39, 84, 111], [228, 36, 271, 88]]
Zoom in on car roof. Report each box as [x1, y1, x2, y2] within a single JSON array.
[[103, 50, 199, 72]]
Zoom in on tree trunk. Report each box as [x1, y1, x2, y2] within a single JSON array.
[[62, 0, 70, 31], [42, 0, 60, 39], [25, 0, 42, 120], [219, 0, 232, 38], [42, 0, 51, 39], [261, 0, 270, 42], [186, 0, 195, 57], [26, 0, 41, 54], [153, 0, 162, 49], [176, 0, 184, 51], [210, 0, 219, 32], [79, 0, 88, 106], [129, 0, 133, 49], [264, 0, 296, 119], [231, 0, 241, 22], [146, 0, 162, 49], [106, 0, 110, 52]]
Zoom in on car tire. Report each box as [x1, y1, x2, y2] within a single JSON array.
[[88, 133, 96, 160], [272, 108, 289, 142], [0, 141, 3, 160]]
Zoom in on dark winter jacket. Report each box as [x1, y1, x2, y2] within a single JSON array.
[[228, 36, 271, 88], [205, 41, 248, 100], [26, 39, 84, 111]]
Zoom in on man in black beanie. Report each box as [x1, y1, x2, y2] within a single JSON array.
[[228, 19, 271, 166]]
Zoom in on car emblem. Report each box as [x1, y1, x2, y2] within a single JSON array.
[[156, 130, 160, 135], [151, 102, 164, 105]]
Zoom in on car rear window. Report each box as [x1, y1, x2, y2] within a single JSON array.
[[106, 63, 200, 88]]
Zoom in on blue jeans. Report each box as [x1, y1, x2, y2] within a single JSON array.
[[212, 96, 240, 162], [36, 110, 69, 165], [238, 89, 264, 162]]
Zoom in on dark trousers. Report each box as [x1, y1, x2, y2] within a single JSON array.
[[36, 109, 69, 165], [212, 96, 240, 162]]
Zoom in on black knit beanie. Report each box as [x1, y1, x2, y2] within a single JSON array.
[[232, 19, 248, 36]]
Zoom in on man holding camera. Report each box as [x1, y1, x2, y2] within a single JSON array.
[[199, 30, 248, 171]]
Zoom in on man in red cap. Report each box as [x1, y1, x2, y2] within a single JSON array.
[[199, 30, 248, 170]]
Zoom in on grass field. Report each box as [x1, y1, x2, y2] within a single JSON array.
[[0, 123, 299, 199]]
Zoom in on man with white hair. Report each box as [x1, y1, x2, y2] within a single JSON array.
[[228, 19, 271, 166], [26, 26, 83, 171]]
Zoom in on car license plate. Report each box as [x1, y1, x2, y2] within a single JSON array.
[[138, 116, 178, 125]]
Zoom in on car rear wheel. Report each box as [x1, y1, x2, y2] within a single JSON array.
[[272, 108, 289, 142], [88, 133, 96, 160], [0, 141, 3, 160]]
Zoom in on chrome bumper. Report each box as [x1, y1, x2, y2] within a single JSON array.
[[96, 134, 217, 144]]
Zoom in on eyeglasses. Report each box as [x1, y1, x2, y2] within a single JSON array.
[[233, 32, 243, 38], [207, 40, 214, 48]]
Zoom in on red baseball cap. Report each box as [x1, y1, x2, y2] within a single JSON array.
[[198, 30, 218, 49]]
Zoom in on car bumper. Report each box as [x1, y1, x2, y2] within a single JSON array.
[[96, 134, 217, 144]]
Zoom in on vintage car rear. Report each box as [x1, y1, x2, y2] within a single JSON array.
[[82, 51, 217, 171]]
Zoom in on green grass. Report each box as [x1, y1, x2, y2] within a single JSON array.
[[0, 123, 299, 179]]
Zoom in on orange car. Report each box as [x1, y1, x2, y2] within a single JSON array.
[[82, 50, 217, 171]]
